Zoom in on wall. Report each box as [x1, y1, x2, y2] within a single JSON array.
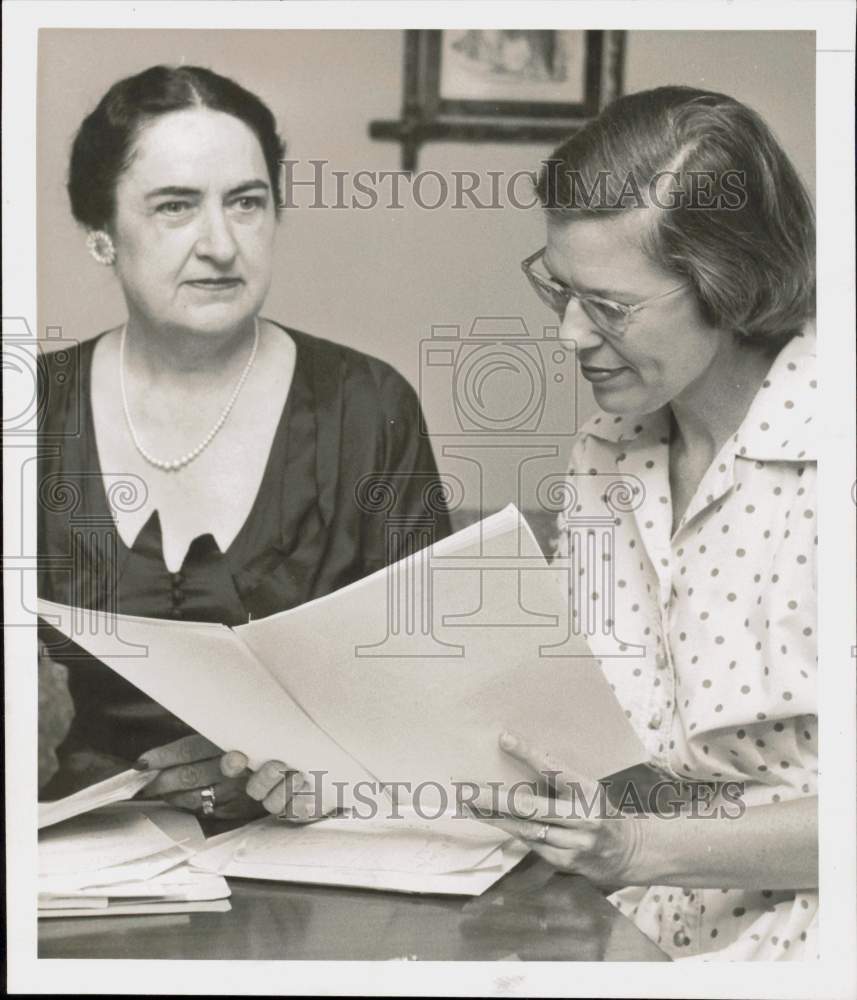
[[37, 29, 815, 524]]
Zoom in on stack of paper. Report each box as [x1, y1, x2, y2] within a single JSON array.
[[38, 802, 230, 918], [191, 812, 528, 896]]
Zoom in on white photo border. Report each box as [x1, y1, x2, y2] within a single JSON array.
[[4, 1, 855, 996]]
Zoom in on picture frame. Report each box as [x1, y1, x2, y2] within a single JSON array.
[[370, 29, 626, 171]]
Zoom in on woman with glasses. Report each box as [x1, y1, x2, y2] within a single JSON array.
[[38, 65, 449, 818], [466, 86, 817, 960]]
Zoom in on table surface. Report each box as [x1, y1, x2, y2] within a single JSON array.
[[38, 856, 669, 962]]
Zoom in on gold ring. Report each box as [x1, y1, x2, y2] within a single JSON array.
[[535, 823, 550, 844], [200, 785, 217, 816]]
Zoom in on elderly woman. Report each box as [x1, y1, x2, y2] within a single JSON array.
[[453, 86, 817, 960], [38, 65, 449, 816]]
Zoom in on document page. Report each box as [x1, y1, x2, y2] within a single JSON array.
[[238, 505, 645, 805], [190, 814, 529, 896], [232, 815, 510, 874], [37, 599, 375, 801], [38, 769, 158, 829], [38, 809, 181, 877]]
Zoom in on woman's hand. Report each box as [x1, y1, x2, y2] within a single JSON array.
[[471, 731, 818, 891], [220, 752, 325, 823], [467, 730, 649, 887], [136, 734, 264, 820]]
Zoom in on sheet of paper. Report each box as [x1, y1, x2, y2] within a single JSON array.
[[192, 810, 511, 866], [191, 817, 528, 896], [38, 844, 189, 896], [238, 504, 645, 806], [38, 810, 181, 876], [234, 815, 510, 875], [38, 899, 232, 918], [38, 804, 194, 894], [216, 851, 526, 896], [37, 598, 375, 803], [38, 896, 109, 910], [187, 822, 261, 875], [38, 769, 158, 829], [107, 800, 209, 852], [46, 868, 230, 902]]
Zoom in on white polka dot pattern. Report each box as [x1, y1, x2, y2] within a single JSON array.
[[556, 327, 818, 960]]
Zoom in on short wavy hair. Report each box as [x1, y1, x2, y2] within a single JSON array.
[[535, 86, 815, 349], [68, 65, 285, 231]]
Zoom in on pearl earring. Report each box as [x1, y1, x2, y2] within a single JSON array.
[[86, 230, 116, 266]]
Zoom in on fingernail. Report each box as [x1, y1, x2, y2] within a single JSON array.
[[500, 731, 518, 750], [132, 759, 150, 771]]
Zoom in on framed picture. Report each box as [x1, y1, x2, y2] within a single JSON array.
[[371, 30, 625, 170]]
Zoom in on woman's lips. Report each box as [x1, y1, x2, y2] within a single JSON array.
[[185, 278, 243, 293], [580, 365, 629, 384]]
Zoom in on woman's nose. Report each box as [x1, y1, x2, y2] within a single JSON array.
[[194, 207, 238, 264], [558, 297, 605, 352]]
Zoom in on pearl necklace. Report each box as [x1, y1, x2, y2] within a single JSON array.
[[119, 319, 260, 472]]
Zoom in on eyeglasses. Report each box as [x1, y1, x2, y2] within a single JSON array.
[[521, 247, 689, 338]]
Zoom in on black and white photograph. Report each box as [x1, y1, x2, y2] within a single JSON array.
[[3, 2, 855, 996]]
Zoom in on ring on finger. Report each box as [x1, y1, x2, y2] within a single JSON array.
[[200, 785, 217, 816], [534, 822, 551, 844]]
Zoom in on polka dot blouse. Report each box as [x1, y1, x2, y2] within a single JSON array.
[[556, 327, 818, 960]]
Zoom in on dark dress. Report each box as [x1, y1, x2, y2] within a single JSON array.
[[38, 324, 450, 781]]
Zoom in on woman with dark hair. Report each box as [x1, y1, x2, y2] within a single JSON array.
[[38, 65, 449, 818], [463, 87, 818, 960]]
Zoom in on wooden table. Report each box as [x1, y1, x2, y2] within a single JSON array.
[[39, 856, 669, 962]]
